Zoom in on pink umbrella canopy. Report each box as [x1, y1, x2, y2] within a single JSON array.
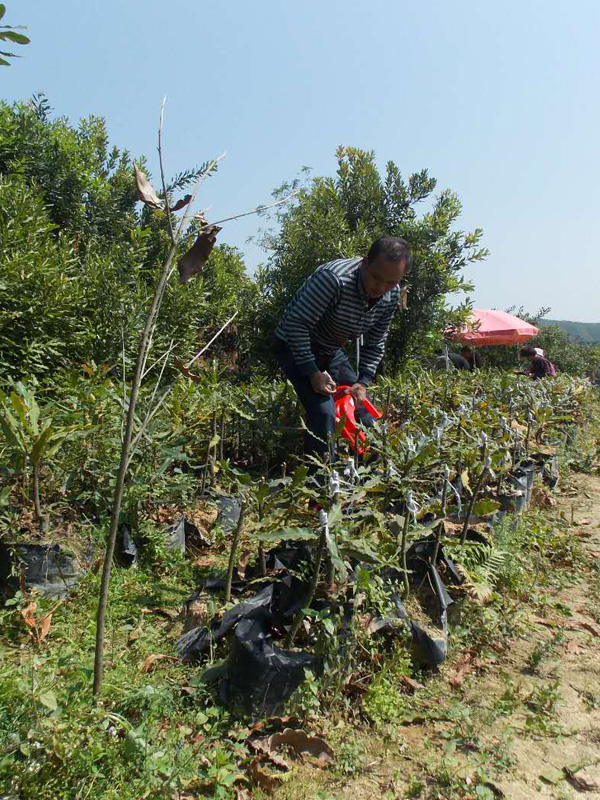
[[450, 309, 540, 347]]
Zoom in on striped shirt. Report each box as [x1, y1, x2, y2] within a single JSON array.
[[274, 258, 399, 385]]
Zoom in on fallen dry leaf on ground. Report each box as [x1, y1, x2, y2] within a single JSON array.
[[247, 757, 282, 793], [267, 728, 334, 765], [529, 615, 564, 628], [578, 621, 600, 638], [139, 654, 178, 672], [448, 661, 473, 689], [565, 639, 585, 655], [401, 676, 424, 693], [531, 487, 556, 509], [141, 607, 179, 620], [249, 716, 299, 735], [563, 767, 599, 792], [248, 739, 290, 771]]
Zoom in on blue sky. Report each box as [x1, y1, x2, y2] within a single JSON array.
[[4, 0, 599, 321]]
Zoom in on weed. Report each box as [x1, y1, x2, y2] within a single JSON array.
[[524, 678, 563, 736]]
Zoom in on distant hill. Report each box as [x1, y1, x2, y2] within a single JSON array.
[[538, 319, 600, 344]]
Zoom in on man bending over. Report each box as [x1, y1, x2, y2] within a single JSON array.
[[273, 236, 410, 468]]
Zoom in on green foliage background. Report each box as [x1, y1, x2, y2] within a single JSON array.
[[0, 98, 255, 381]]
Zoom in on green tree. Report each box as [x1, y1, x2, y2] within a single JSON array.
[[255, 146, 487, 371], [0, 99, 250, 382]]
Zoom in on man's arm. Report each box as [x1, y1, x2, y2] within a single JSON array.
[[277, 269, 341, 376], [357, 298, 397, 385]]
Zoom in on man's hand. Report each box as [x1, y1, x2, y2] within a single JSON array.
[[345, 382, 368, 405], [310, 370, 336, 396]]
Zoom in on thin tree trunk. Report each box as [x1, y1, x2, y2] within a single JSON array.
[[460, 466, 489, 546], [219, 411, 225, 461], [431, 466, 449, 568], [93, 240, 179, 696], [225, 502, 246, 603], [399, 510, 410, 596], [32, 462, 42, 523]]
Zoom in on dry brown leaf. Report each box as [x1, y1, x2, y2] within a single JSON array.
[[249, 715, 298, 735], [141, 607, 179, 620], [178, 224, 221, 284], [248, 739, 290, 771], [133, 164, 164, 209], [267, 728, 334, 765], [139, 653, 178, 673], [399, 285, 409, 311], [565, 639, 585, 655], [531, 487, 556, 509], [444, 520, 464, 535], [563, 767, 599, 792], [173, 356, 203, 383], [20, 600, 37, 629], [400, 676, 424, 693], [510, 420, 528, 433], [38, 612, 53, 643], [18, 564, 27, 595], [170, 194, 192, 212], [237, 549, 251, 581], [529, 615, 564, 628], [235, 789, 253, 800], [448, 662, 473, 689], [248, 757, 282, 793], [578, 621, 600, 638]]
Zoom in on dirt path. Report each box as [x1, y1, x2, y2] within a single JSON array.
[[273, 473, 600, 800]]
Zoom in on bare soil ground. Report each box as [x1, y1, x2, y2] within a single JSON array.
[[271, 473, 600, 800]]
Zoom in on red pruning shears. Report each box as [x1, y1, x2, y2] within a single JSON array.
[[333, 385, 382, 454]]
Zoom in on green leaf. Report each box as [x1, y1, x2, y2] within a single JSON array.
[[0, 30, 30, 44], [472, 499, 500, 517], [30, 425, 54, 466], [39, 690, 58, 711], [325, 528, 347, 582], [0, 412, 24, 453], [254, 526, 317, 543], [124, 730, 146, 756], [0, 56, 9, 66], [0, 6, 6, 22], [208, 434, 220, 449]]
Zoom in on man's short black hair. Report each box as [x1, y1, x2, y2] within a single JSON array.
[[520, 346, 535, 357], [367, 236, 411, 267]]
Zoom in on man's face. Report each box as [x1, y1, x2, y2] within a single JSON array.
[[361, 256, 407, 299]]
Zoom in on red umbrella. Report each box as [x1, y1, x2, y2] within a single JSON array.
[[449, 309, 540, 347]]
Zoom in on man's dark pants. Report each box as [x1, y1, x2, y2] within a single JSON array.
[[273, 339, 375, 469]]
